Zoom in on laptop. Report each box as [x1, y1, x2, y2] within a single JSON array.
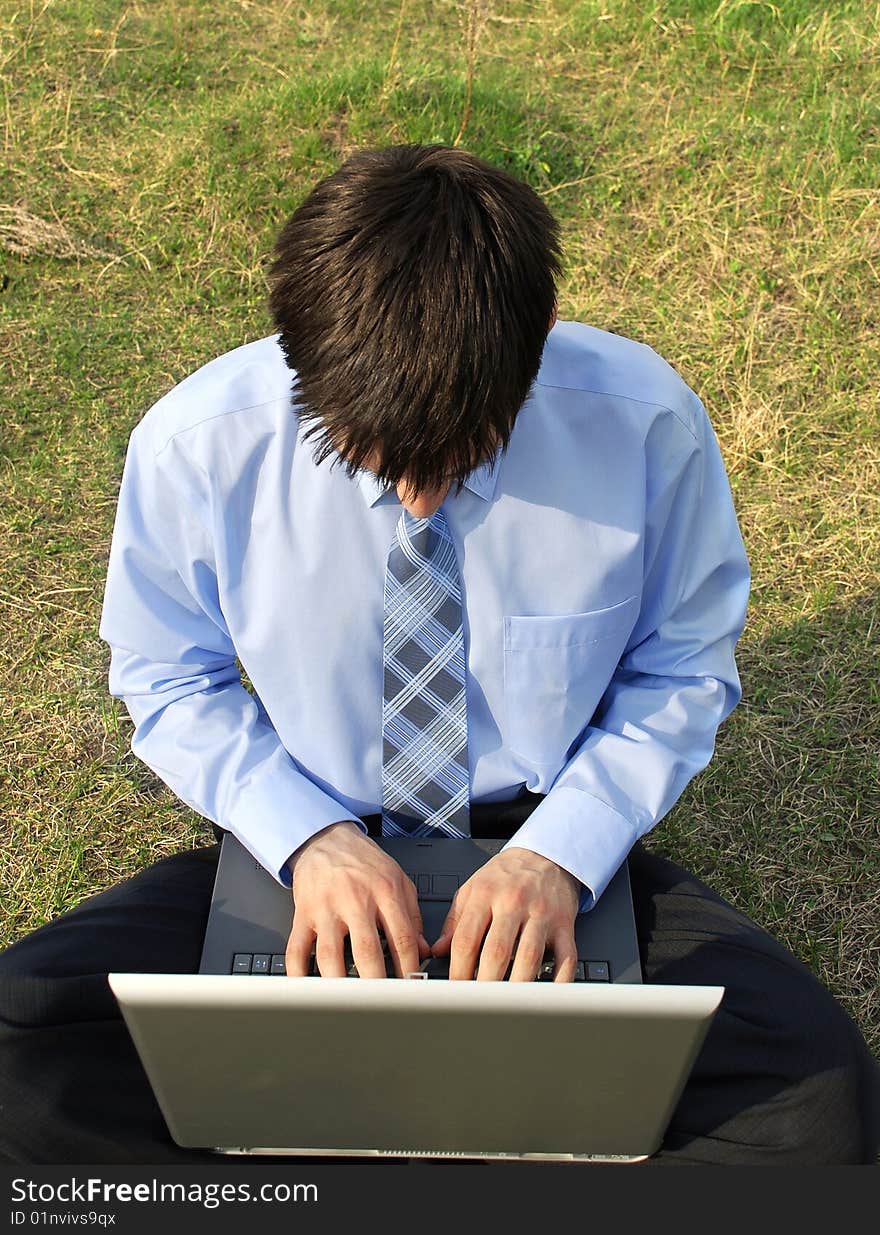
[[110, 833, 723, 1162]]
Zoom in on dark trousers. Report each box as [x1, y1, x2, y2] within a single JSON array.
[[1, 797, 878, 1165]]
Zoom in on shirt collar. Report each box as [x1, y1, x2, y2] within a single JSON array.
[[350, 447, 503, 509]]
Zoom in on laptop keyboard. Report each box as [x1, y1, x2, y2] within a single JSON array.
[[230, 946, 611, 982]]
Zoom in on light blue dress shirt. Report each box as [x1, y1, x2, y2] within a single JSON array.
[[99, 320, 750, 912]]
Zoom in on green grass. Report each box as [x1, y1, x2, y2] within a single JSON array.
[[1, 0, 878, 1055]]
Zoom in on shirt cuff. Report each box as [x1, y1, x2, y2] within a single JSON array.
[[276, 815, 369, 888], [222, 765, 369, 888], [499, 785, 637, 913]]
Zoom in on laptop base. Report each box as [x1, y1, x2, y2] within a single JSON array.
[[214, 1146, 652, 1163]]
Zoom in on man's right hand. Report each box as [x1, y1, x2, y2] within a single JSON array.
[[285, 821, 431, 979]]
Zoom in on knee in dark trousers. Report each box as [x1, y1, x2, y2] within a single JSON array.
[[628, 843, 880, 1165], [0, 846, 222, 1164]]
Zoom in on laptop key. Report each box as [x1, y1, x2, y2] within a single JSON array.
[[232, 953, 252, 974], [535, 957, 591, 982], [270, 954, 286, 975], [251, 954, 270, 974], [586, 960, 611, 982]]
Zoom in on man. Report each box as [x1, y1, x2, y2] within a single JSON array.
[[0, 145, 877, 1163]]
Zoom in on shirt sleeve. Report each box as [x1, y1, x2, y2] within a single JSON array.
[[98, 421, 367, 886], [501, 391, 750, 911]]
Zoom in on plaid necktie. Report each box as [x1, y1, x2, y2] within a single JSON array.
[[381, 507, 470, 837]]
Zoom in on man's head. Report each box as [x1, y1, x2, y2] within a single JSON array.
[[268, 145, 562, 513]]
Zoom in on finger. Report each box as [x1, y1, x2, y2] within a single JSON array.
[[549, 927, 579, 984], [313, 920, 348, 978], [377, 902, 422, 978], [507, 920, 549, 983], [475, 916, 521, 982], [285, 917, 317, 977], [347, 916, 390, 980], [401, 879, 432, 959], [448, 905, 492, 981], [430, 901, 461, 957]]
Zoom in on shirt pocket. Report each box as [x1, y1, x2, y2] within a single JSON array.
[[502, 595, 640, 767]]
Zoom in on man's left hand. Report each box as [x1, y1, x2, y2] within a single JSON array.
[[430, 848, 580, 981]]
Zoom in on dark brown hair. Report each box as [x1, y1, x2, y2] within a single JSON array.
[[268, 144, 561, 497]]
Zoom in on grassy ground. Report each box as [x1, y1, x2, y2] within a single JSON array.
[[1, 0, 877, 1056]]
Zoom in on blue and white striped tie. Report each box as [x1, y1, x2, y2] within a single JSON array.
[[381, 507, 470, 837]]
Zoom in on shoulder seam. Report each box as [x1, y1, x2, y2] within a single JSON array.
[[533, 381, 699, 444], [151, 397, 294, 459]]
